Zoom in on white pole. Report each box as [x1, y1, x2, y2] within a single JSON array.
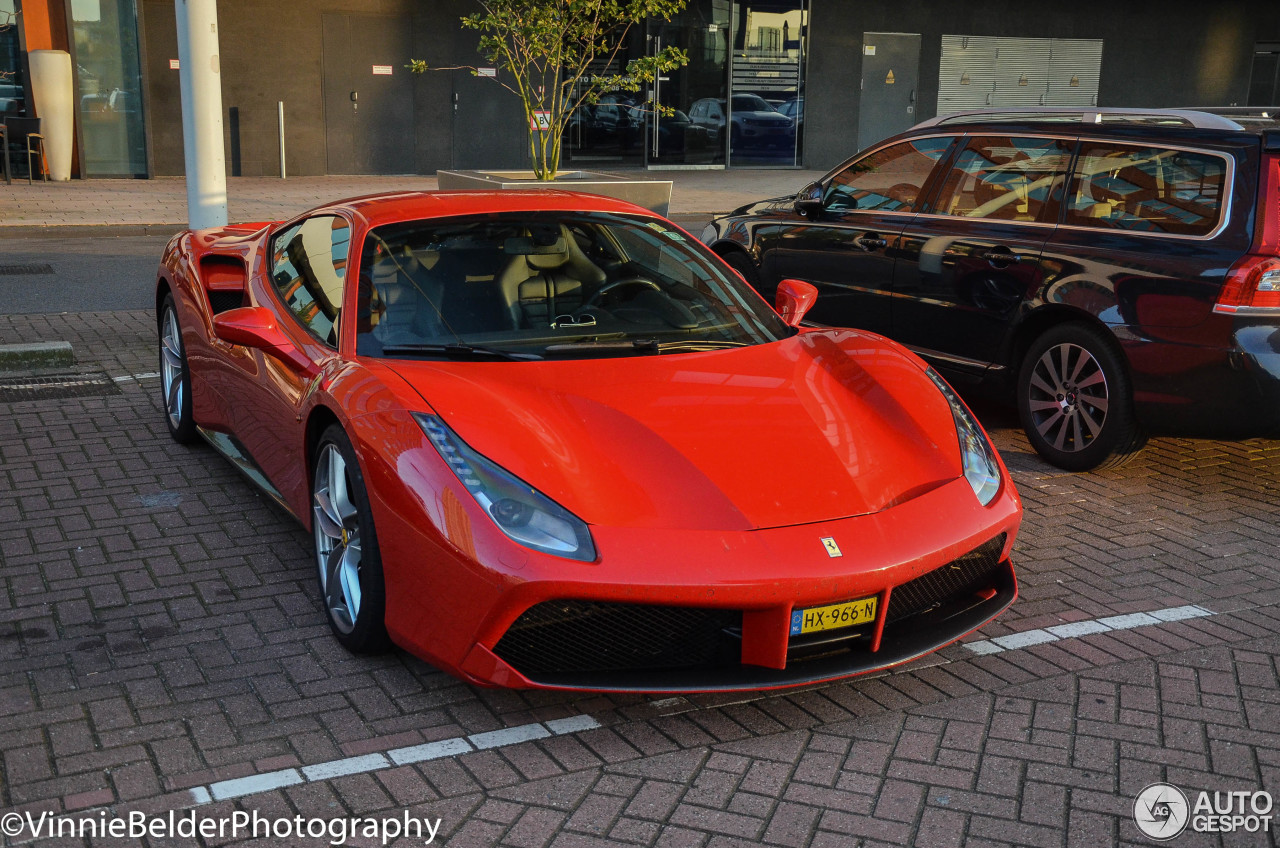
[[278, 101, 286, 179], [175, 0, 228, 229]]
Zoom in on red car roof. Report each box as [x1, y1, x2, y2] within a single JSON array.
[[311, 189, 657, 228]]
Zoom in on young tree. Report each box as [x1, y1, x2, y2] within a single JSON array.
[[409, 0, 688, 180]]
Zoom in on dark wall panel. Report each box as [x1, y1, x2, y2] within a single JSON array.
[[144, 0, 1280, 176], [805, 0, 1279, 172], [145, 0, 531, 176]]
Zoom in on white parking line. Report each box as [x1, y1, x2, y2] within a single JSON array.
[[964, 604, 1214, 656], [113, 371, 161, 382], [209, 769, 303, 802], [184, 714, 600, 806]]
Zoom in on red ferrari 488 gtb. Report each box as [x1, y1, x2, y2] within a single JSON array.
[[155, 190, 1022, 692]]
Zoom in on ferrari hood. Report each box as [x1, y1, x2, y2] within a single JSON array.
[[384, 330, 962, 531]]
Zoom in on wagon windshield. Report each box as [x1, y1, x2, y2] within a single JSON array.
[[355, 212, 792, 360]]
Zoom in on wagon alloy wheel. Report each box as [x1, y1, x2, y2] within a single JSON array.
[[158, 294, 197, 443], [1017, 323, 1144, 472], [1027, 342, 1109, 453], [311, 425, 389, 652]]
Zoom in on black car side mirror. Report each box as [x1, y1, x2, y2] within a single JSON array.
[[794, 182, 824, 218]]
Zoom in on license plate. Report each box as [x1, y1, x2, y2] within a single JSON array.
[[790, 595, 878, 636]]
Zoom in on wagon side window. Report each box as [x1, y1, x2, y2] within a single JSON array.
[[931, 136, 1073, 224], [1063, 143, 1227, 236], [269, 215, 351, 348], [824, 137, 956, 213]]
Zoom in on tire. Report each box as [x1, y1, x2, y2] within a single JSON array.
[[311, 424, 390, 653], [158, 293, 198, 444], [722, 250, 764, 290], [1016, 323, 1145, 471]]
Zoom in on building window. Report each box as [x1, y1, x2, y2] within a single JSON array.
[[0, 0, 25, 118], [72, 0, 147, 176]]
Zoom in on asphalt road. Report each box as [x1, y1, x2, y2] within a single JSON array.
[[0, 235, 171, 315]]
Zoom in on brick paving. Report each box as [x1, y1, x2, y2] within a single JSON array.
[[2, 308, 1280, 847]]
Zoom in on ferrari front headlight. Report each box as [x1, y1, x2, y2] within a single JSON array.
[[414, 414, 596, 561], [926, 368, 1002, 506]]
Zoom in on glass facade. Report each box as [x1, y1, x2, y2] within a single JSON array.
[[71, 0, 147, 176], [565, 0, 807, 170], [0, 0, 25, 118]]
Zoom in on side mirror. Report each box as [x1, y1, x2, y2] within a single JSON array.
[[775, 279, 819, 327], [212, 306, 319, 378], [793, 181, 824, 218]]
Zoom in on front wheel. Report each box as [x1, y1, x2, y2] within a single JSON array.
[[158, 293, 198, 444], [312, 424, 390, 653], [1017, 323, 1145, 471]]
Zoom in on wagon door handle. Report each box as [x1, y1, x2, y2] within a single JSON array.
[[980, 249, 1023, 264], [855, 235, 888, 251]]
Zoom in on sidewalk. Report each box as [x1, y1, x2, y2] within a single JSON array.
[[0, 169, 823, 236]]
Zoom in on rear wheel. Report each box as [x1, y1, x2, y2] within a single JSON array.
[[1017, 323, 1144, 471], [158, 294, 198, 444], [312, 424, 390, 653]]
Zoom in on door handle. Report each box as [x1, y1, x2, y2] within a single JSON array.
[[980, 249, 1023, 264], [855, 236, 888, 251]]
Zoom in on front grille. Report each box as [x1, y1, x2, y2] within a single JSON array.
[[886, 535, 1007, 623], [494, 600, 742, 677]]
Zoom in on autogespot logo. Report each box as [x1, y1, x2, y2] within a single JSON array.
[[1134, 783, 1190, 840]]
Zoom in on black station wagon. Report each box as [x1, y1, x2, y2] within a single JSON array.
[[702, 108, 1280, 470]]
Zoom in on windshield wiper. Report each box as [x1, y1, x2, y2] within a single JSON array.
[[381, 343, 543, 361], [543, 338, 750, 358], [543, 339, 661, 357], [653, 340, 750, 352]]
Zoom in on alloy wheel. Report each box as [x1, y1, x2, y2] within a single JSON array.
[[313, 443, 363, 634], [160, 306, 186, 431], [1025, 342, 1110, 454]]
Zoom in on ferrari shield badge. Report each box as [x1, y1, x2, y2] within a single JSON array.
[[821, 537, 842, 558]]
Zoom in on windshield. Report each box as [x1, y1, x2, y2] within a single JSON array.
[[732, 94, 776, 113], [355, 212, 792, 360]]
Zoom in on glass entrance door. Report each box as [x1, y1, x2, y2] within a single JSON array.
[[646, 5, 728, 167], [727, 0, 806, 167], [72, 0, 148, 176], [563, 1, 807, 169]]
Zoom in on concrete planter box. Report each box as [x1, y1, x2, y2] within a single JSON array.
[[436, 170, 674, 217]]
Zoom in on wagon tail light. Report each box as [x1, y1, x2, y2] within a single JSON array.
[[1215, 149, 1280, 315], [413, 414, 596, 562]]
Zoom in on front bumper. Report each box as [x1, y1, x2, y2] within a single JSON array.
[[423, 474, 1022, 692], [472, 536, 1015, 691]]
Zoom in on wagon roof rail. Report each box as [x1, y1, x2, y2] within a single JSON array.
[[912, 107, 1253, 131]]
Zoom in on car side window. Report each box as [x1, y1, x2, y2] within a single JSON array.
[[1064, 143, 1227, 236], [931, 136, 1072, 223], [270, 216, 351, 348], [824, 137, 954, 213]]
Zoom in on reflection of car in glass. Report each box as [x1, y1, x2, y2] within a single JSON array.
[[156, 190, 1021, 691], [703, 107, 1280, 471], [777, 98, 803, 123], [778, 97, 804, 134], [689, 94, 795, 148], [618, 106, 709, 152], [566, 94, 637, 149], [0, 83, 25, 114], [80, 88, 138, 116]]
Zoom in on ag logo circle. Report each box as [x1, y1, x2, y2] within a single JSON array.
[[1133, 783, 1190, 840]]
